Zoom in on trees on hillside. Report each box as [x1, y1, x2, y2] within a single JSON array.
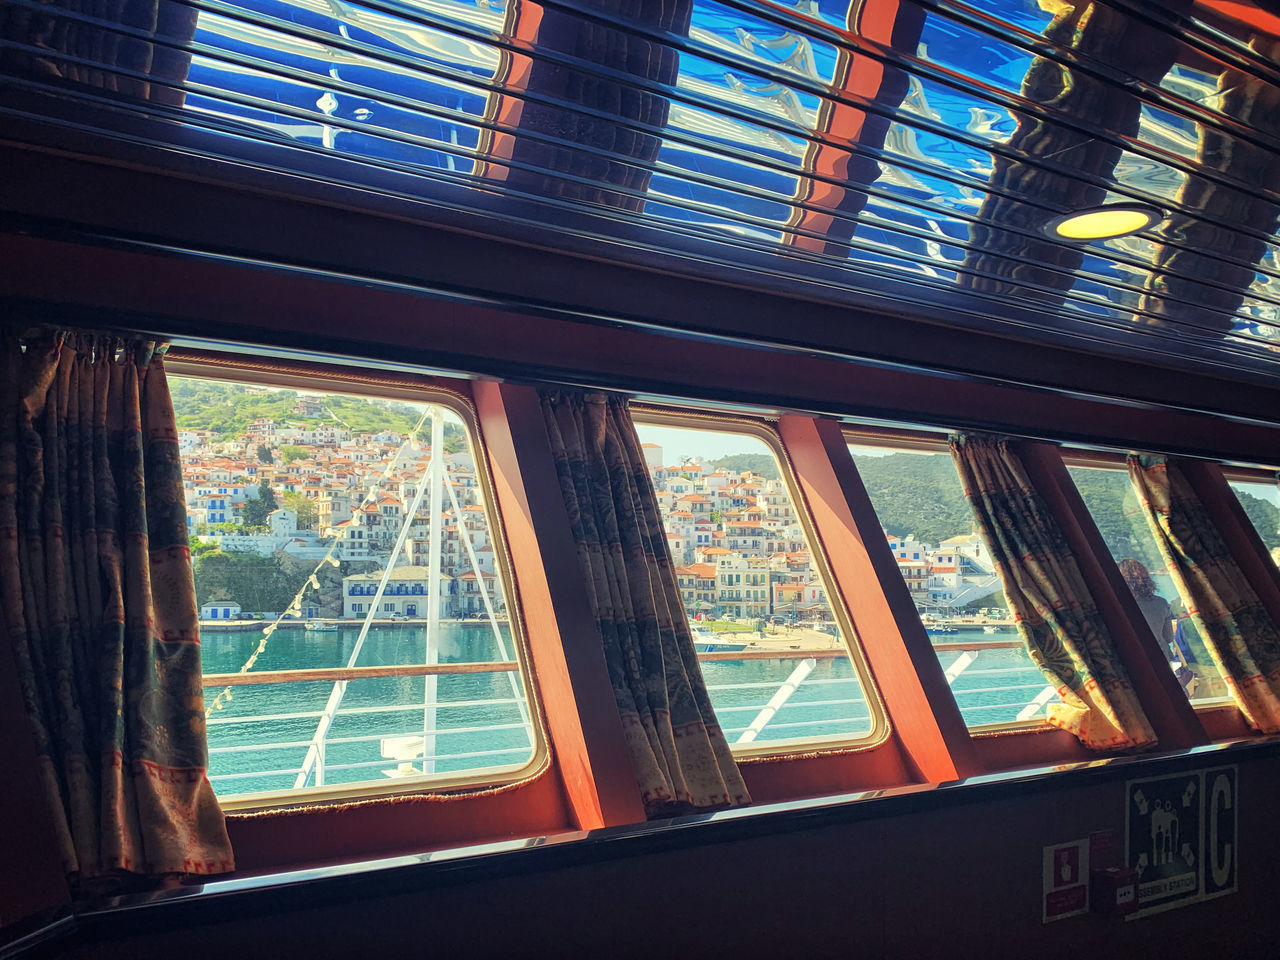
[[241, 483, 278, 527], [168, 376, 461, 439], [281, 490, 317, 531], [192, 549, 308, 611], [1064, 468, 1165, 568], [1235, 489, 1280, 550], [709, 453, 780, 480], [851, 452, 973, 547]]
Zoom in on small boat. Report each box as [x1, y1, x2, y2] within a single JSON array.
[[305, 619, 339, 632], [694, 638, 751, 653], [689, 624, 749, 654], [926, 625, 957, 635], [983, 625, 999, 635]]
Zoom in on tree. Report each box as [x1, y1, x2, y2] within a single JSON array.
[[192, 549, 308, 612], [280, 445, 310, 464], [257, 444, 274, 464], [241, 483, 277, 527], [1235, 489, 1280, 550], [850, 451, 973, 547], [281, 490, 318, 531], [189, 536, 220, 557], [259, 483, 278, 512], [1064, 467, 1163, 568]]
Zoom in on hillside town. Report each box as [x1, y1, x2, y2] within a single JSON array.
[[180, 393, 503, 622], [643, 443, 1000, 624], [181, 387, 999, 625]]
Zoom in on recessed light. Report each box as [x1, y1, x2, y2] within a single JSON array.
[[1045, 203, 1163, 241]]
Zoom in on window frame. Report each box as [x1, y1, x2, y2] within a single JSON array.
[[842, 426, 1064, 736], [631, 404, 891, 758], [167, 353, 551, 811], [1060, 448, 1243, 713]]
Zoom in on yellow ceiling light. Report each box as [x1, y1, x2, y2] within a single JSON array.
[[1045, 203, 1163, 241]]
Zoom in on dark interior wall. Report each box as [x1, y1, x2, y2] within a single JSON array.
[[39, 744, 1276, 960]]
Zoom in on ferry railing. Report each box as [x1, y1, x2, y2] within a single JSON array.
[[201, 639, 1060, 792], [203, 660, 532, 791], [931, 639, 1059, 723]]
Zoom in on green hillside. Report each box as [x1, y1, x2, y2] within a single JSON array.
[[1066, 467, 1166, 568], [169, 376, 453, 440], [851, 451, 973, 547], [709, 453, 781, 480], [1234, 488, 1280, 550]]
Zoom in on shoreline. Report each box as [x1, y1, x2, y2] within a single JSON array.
[[200, 617, 510, 632]]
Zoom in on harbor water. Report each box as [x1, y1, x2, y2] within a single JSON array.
[[201, 623, 1046, 798]]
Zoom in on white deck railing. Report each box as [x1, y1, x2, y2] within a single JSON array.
[[202, 639, 1057, 794]]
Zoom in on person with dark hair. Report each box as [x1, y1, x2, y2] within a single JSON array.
[[1118, 558, 1197, 695]]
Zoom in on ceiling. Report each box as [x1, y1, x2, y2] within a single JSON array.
[[4, 0, 1280, 383]]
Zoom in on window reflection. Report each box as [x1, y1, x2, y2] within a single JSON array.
[[1067, 464, 1231, 704]]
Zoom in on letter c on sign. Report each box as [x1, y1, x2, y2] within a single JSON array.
[[1210, 773, 1233, 888]]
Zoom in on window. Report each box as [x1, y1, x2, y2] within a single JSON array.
[[1066, 461, 1230, 704], [1225, 472, 1280, 566], [633, 412, 884, 752], [176, 370, 542, 808], [847, 437, 1062, 728]]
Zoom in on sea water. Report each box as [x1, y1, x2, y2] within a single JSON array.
[[201, 624, 1047, 798]]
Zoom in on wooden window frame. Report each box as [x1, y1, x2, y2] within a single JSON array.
[[841, 425, 1069, 736], [163, 353, 599, 873], [629, 404, 892, 758]]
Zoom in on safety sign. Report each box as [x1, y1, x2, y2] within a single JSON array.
[[1042, 839, 1090, 922], [1125, 765, 1237, 917]]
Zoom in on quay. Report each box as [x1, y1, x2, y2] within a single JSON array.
[[920, 617, 1015, 630], [199, 617, 507, 632]]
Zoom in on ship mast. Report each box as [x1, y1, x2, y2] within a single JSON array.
[[422, 408, 444, 774]]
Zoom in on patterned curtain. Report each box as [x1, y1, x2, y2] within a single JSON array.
[[1, 332, 232, 892], [1128, 455, 1280, 732], [951, 435, 1156, 750], [539, 389, 750, 817]]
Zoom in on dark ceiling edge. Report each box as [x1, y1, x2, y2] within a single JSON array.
[[2, 136, 1280, 426], [8, 239, 1280, 469]]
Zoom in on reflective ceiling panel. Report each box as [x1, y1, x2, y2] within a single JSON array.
[[6, 0, 1280, 378]]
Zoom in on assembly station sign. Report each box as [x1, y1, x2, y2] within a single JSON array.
[[1125, 765, 1237, 917]]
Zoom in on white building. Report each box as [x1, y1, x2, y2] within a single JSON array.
[[268, 507, 298, 537], [343, 566, 456, 619], [200, 601, 242, 620]]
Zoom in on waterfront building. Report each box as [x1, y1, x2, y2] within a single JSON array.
[[200, 601, 242, 621], [343, 567, 457, 619], [455, 571, 503, 616], [674, 564, 718, 611]]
